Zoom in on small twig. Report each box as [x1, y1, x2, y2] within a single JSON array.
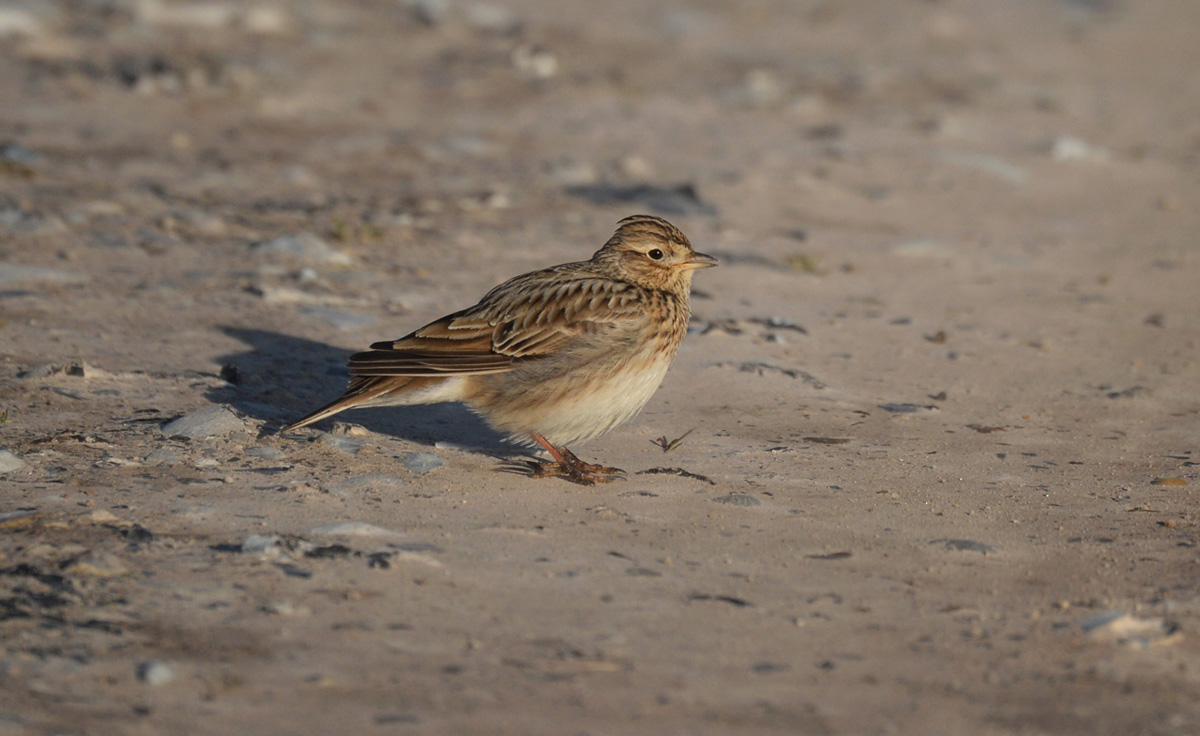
[[651, 428, 695, 452], [635, 467, 715, 485]]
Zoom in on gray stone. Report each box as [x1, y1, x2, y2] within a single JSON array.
[[402, 0, 451, 25], [62, 551, 129, 578], [240, 534, 282, 553], [511, 43, 557, 80], [246, 445, 284, 460], [1052, 136, 1110, 163], [136, 661, 176, 686], [136, 0, 236, 28], [1081, 611, 1178, 648], [713, 493, 761, 507], [932, 539, 997, 555], [298, 305, 376, 330], [0, 7, 44, 37], [326, 474, 405, 494], [545, 160, 598, 186], [262, 600, 310, 616], [1, 213, 66, 235], [0, 509, 37, 523], [0, 264, 86, 285], [890, 240, 953, 258], [161, 406, 246, 439], [0, 450, 26, 474], [309, 521, 407, 538], [0, 143, 42, 167], [938, 151, 1027, 186], [878, 403, 938, 414], [318, 433, 362, 454], [401, 452, 445, 475], [144, 447, 181, 466], [250, 233, 352, 264], [19, 361, 92, 379], [464, 3, 519, 32]]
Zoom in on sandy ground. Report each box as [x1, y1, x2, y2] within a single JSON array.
[[2, 0, 1199, 733]]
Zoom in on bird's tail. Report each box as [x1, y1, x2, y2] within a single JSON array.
[[280, 376, 411, 433]]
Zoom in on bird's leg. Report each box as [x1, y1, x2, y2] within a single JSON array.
[[528, 434, 626, 485]]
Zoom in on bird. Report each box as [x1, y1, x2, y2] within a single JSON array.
[[281, 214, 717, 485]]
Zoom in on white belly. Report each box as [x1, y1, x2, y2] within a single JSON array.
[[528, 356, 672, 446]]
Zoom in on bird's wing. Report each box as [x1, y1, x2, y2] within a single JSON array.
[[348, 268, 645, 378]]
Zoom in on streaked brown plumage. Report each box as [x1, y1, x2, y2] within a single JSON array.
[[282, 214, 716, 485]]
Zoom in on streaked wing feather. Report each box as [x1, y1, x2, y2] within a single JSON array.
[[353, 269, 646, 377], [349, 350, 513, 377]]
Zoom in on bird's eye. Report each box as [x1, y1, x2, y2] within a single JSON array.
[[647, 248, 664, 261]]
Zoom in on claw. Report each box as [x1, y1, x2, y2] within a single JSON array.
[[535, 459, 624, 485], [500, 434, 627, 486]]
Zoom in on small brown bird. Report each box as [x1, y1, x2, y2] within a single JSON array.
[[282, 214, 716, 485]]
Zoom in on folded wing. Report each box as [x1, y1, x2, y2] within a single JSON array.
[[349, 268, 644, 378]]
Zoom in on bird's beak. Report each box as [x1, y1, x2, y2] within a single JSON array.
[[683, 251, 718, 270]]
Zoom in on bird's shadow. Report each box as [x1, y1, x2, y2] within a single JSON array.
[[212, 327, 514, 458]]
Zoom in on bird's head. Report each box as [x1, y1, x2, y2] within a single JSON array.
[[592, 214, 717, 293]]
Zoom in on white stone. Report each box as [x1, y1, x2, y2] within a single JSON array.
[[161, 406, 246, 439], [0, 450, 26, 474]]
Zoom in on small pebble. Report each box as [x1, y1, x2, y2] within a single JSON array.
[[309, 521, 406, 538], [250, 233, 353, 265], [1052, 136, 1110, 163], [0, 509, 39, 524], [0, 142, 42, 167], [262, 600, 310, 617], [144, 447, 181, 466], [403, 0, 450, 26], [136, 661, 176, 686], [0, 264, 86, 284], [240, 534, 282, 553], [878, 403, 938, 414], [161, 406, 247, 439], [938, 151, 1027, 186], [890, 240, 953, 258], [297, 305, 376, 331], [62, 551, 129, 578], [0, 450, 27, 474], [932, 539, 997, 555], [464, 3, 519, 33], [1, 213, 66, 235], [243, 5, 291, 34], [326, 475, 406, 495], [135, 0, 240, 28], [1081, 611, 1178, 648], [401, 452, 445, 475], [387, 551, 443, 568], [18, 362, 92, 379], [545, 160, 598, 186], [511, 44, 558, 80], [712, 493, 761, 507], [318, 434, 363, 454], [0, 7, 42, 37], [246, 446, 284, 460], [741, 68, 786, 107]]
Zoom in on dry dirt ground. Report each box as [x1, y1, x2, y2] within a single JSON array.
[[2, 1, 1199, 733]]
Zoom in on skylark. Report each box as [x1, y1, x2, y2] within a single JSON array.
[[282, 214, 717, 485]]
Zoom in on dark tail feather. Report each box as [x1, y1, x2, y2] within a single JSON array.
[[280, 377, 408, 432]]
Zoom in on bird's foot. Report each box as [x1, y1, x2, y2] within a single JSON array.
[[511, 435, 626, 486], [524, 457, 626, 486]]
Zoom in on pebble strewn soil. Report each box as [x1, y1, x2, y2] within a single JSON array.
[[2, 1, 1199, 733]]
